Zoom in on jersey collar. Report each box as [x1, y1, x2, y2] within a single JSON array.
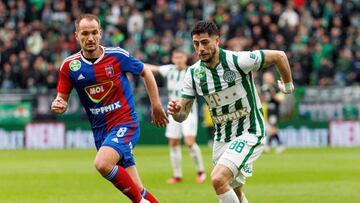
[[80, 46, 105, 65]]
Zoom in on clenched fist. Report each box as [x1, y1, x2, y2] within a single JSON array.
[[51, 97, 68, 114]]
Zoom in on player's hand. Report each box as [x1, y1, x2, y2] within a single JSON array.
[[151, 103, 169, 128], [167, 100, 181, 116], [51, 97, 68, 114], [277, 80, 294, 94]]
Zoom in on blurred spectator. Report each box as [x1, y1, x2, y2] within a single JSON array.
[[0, 0, 359, 93], [318, 58, 335, 86], [335, 49, 352, 86], [278, 1, 299, 28], [0, 63, 16, 90], [348, 49, 360, 85]]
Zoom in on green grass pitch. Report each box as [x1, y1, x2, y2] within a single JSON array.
[[1, 146, 360, 202]]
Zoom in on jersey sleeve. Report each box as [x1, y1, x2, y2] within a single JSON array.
[[118, 48, 144, 75], [180, 68, 196, 99], [157, 64, 173, 77], [234, 50, 265, 74], [57, 62, 73, 94]]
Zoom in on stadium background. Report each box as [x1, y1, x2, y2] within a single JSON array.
[[0, 0, 360, 202]]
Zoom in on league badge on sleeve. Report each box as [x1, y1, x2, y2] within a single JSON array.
[[70, 60, 81, 71], [105, 65, 114, 78]]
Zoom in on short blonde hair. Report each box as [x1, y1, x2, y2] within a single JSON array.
[[75, 14, 100, 31]]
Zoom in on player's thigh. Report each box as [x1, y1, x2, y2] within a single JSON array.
[[101, 124, 140, 168], [165, 117, 182, 139], [181, 112, 198, 136], [215, 134, 265, 184]]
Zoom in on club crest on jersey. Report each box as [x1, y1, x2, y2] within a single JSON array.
[[84, 81, 113, 103], [194, 67, 205, 79], [223, 70, 236, 82], [69, 60, 81, 71], [105, 65, 114, 78]]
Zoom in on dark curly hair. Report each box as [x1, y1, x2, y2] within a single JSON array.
[[190, 21, 220, 37]]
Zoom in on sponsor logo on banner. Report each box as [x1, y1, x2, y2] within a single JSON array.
[[0, 129, 24, 149], [25, 123, 65, 149], [84, 81, 113, 103], [0, 103, 32, 125], [330, 121, 360, 147], [279, 127, 328, 147]]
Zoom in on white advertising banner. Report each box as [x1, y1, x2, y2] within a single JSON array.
[[0, 129, 24, 149], [66, 129, 95, 148], [279, 127, 328, 147], [330, 120, 360, 147], [25, 122, 65, 149]]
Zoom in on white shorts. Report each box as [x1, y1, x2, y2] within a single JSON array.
[[165, 112, 198, 139], [212, 134, 265, 188]]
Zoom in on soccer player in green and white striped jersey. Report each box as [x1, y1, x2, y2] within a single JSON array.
[[167, 21, 294, 203], [147, 50, 206, 184]]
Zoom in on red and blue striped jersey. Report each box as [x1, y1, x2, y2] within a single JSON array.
[[57, 46, 143, 132]]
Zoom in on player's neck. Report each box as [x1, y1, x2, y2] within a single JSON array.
[[176, 64, 186, 70], [81, 46, 103, 59], [204, 51, 220, 69]]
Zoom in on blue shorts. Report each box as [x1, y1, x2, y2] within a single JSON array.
[[94, 123, 140, 168]]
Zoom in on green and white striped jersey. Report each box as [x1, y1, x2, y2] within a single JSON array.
[[181, 49, 265, 142], [159, 64, 197, 113]]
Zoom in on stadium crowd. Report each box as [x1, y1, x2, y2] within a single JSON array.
[[0, 0, 360, 92]]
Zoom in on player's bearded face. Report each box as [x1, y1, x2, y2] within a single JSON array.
[[192, 33, 219, 63], [76, 19, 102, 53]]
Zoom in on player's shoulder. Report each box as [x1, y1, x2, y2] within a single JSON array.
[[222, 48, 237, 55], [104, 46, 130, 57], [188, 60, 201, 70], [223, 48, 257, 56], [60, 52, 81, 71]]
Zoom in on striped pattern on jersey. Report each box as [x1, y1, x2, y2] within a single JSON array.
[[57, 46, 143, 133], [181, 49, 265, 142], [159, 64, 187, 100], [158, 64, 197, 113]]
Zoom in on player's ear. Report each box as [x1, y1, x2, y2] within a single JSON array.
[[215, 35, 220, 45], [74, 32, 79, 41]]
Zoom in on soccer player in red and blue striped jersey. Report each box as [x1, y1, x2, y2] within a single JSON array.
[[51, 14, 168, 203]]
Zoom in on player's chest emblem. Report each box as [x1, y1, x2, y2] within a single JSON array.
[[223, 70, 236, 83], [84, 81, 113, 103], [105, 65, 114, 78]]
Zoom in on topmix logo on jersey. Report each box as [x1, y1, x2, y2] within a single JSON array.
[[84, 81, 113, 103]]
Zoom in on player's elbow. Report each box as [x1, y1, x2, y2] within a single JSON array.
[[140, 64, 152, 78], [272, 50, 286, 63], [263, 50, 287, 67]]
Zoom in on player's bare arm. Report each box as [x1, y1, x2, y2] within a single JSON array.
[[141, 64, 169, 127], [167, 98, 194, 123], [51, 93, 69, 114], [144, 63, 159, 73], [262, 50, 294, 94]]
